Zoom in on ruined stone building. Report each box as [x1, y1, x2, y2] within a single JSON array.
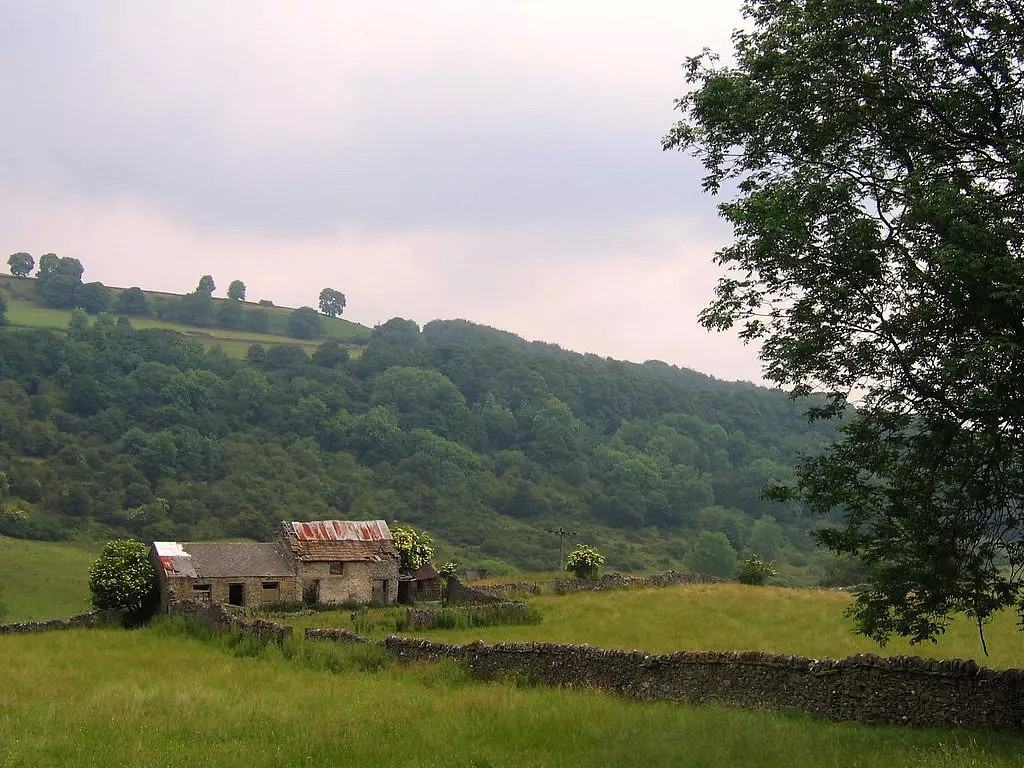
[[153, 519, 400, 608]]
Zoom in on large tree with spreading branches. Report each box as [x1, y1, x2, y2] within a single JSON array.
[[666, 0, 1024, 650]]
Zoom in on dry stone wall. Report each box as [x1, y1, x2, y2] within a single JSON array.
[[304, 627, 370, 644], [446, 579, 506, 605], [384, 636, 1024, 731], [0, 611, 116, 634]]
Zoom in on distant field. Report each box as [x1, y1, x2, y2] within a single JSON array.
[[290, 582, 1024, 669], [0, 274, 371, 356], [1, 626, 1020, 768], [0, 535, 97, 621]]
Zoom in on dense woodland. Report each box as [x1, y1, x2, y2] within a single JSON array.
[[0, 272, 842, 578]]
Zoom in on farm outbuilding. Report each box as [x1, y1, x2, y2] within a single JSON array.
[[153, 519, 401, 609]]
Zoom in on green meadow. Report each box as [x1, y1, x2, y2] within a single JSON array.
[[1, 624, 1022, 768], [286, 583, 1023, 669], [0, 536, 97, 621]]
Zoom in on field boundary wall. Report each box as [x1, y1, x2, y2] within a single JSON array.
[[0, 611, 117, 634], [383, 635, 1024, 730]]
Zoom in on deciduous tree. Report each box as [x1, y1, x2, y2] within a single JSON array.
[[195, 275, 215, 297], [227, 280, 246, 301], [318, 287, 346, 317], [7, 252, 33, 278], [667, 0, 1024, 644]]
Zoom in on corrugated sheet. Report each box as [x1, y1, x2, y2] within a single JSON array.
[[289, 520, 392, 542]]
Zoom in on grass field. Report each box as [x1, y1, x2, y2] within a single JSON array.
[[1, 624, 1021, 768], [0, 536, 97, 621], [0, 274, 370, 357]]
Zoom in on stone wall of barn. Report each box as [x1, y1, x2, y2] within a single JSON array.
[[383, 636, 1024, 731], [165, 598, 293, 644], [297, 559, 399, 605], [159, 573, 300, 608]]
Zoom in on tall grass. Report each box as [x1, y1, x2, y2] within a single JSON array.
[[1, 625, 1021, 768]]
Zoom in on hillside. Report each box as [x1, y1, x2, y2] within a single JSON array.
[[0, 267, 842, 581]]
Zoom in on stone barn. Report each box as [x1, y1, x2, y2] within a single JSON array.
[[153, 519, 400, 609], [152, 540, 298, 608]]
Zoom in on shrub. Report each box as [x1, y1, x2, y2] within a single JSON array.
[[736, 554, 779, 586], [565, 544, 605, 581], [438, 561, 460, 580], [88, 538, 159, 624], [392, 525, 434, 575]]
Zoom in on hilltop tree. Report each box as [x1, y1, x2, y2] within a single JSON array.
[[36, 255, 85, 309], [115, 287, 151, 317], [7, 253, 33, 278], [318, 287, 346, 317], [195, 275, 216, 297], [227, 280, 246, 301], [667, 0, 1024, 643], [76, 282, 110, 315]]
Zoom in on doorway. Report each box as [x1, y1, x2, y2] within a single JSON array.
[[228, 583, 244, 606]]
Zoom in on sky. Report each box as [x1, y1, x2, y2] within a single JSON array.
[[0, 1, 764, 383]]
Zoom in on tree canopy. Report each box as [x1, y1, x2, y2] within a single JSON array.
[[667, 0, 1024, 645], [7, 253, 33, 278], [319, 287, 346, 317], [227, 280, 246, 301]]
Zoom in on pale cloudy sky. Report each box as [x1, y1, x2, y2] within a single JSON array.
[[0, 1, 764, 383]]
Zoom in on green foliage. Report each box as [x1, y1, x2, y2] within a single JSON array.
[[736, 554, 778, 586], [666, 0, 1024, 642], [565, 544, 605, 581], [76, 282, 109, 315], [35, 255, 84, 309], [195, 275, 215, 297], [88, 538, 159, 621], [438, 561, 460, 580], [318, 287, 346, 317], [114, 286, 151, 316], [227, 279, 246, 301], [686, 532, 736, 579], [0, 294, 841, 577], [287, 305, 323, 339], [7, 252, 33, 278], [392, 524, 434, 575]]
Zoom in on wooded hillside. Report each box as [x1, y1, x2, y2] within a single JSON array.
[[0, 284, 840, 578]]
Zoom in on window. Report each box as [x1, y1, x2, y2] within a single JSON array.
[[193, 584, 211, 604], [329, 562, 344, 575], [262, 581, 279, 590]]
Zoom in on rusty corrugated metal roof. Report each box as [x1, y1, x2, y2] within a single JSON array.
[[289, 520, 392, 542]]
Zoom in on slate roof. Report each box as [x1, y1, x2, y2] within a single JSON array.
[[154, 541, 292, 579], [281, 520, 398, 563]]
